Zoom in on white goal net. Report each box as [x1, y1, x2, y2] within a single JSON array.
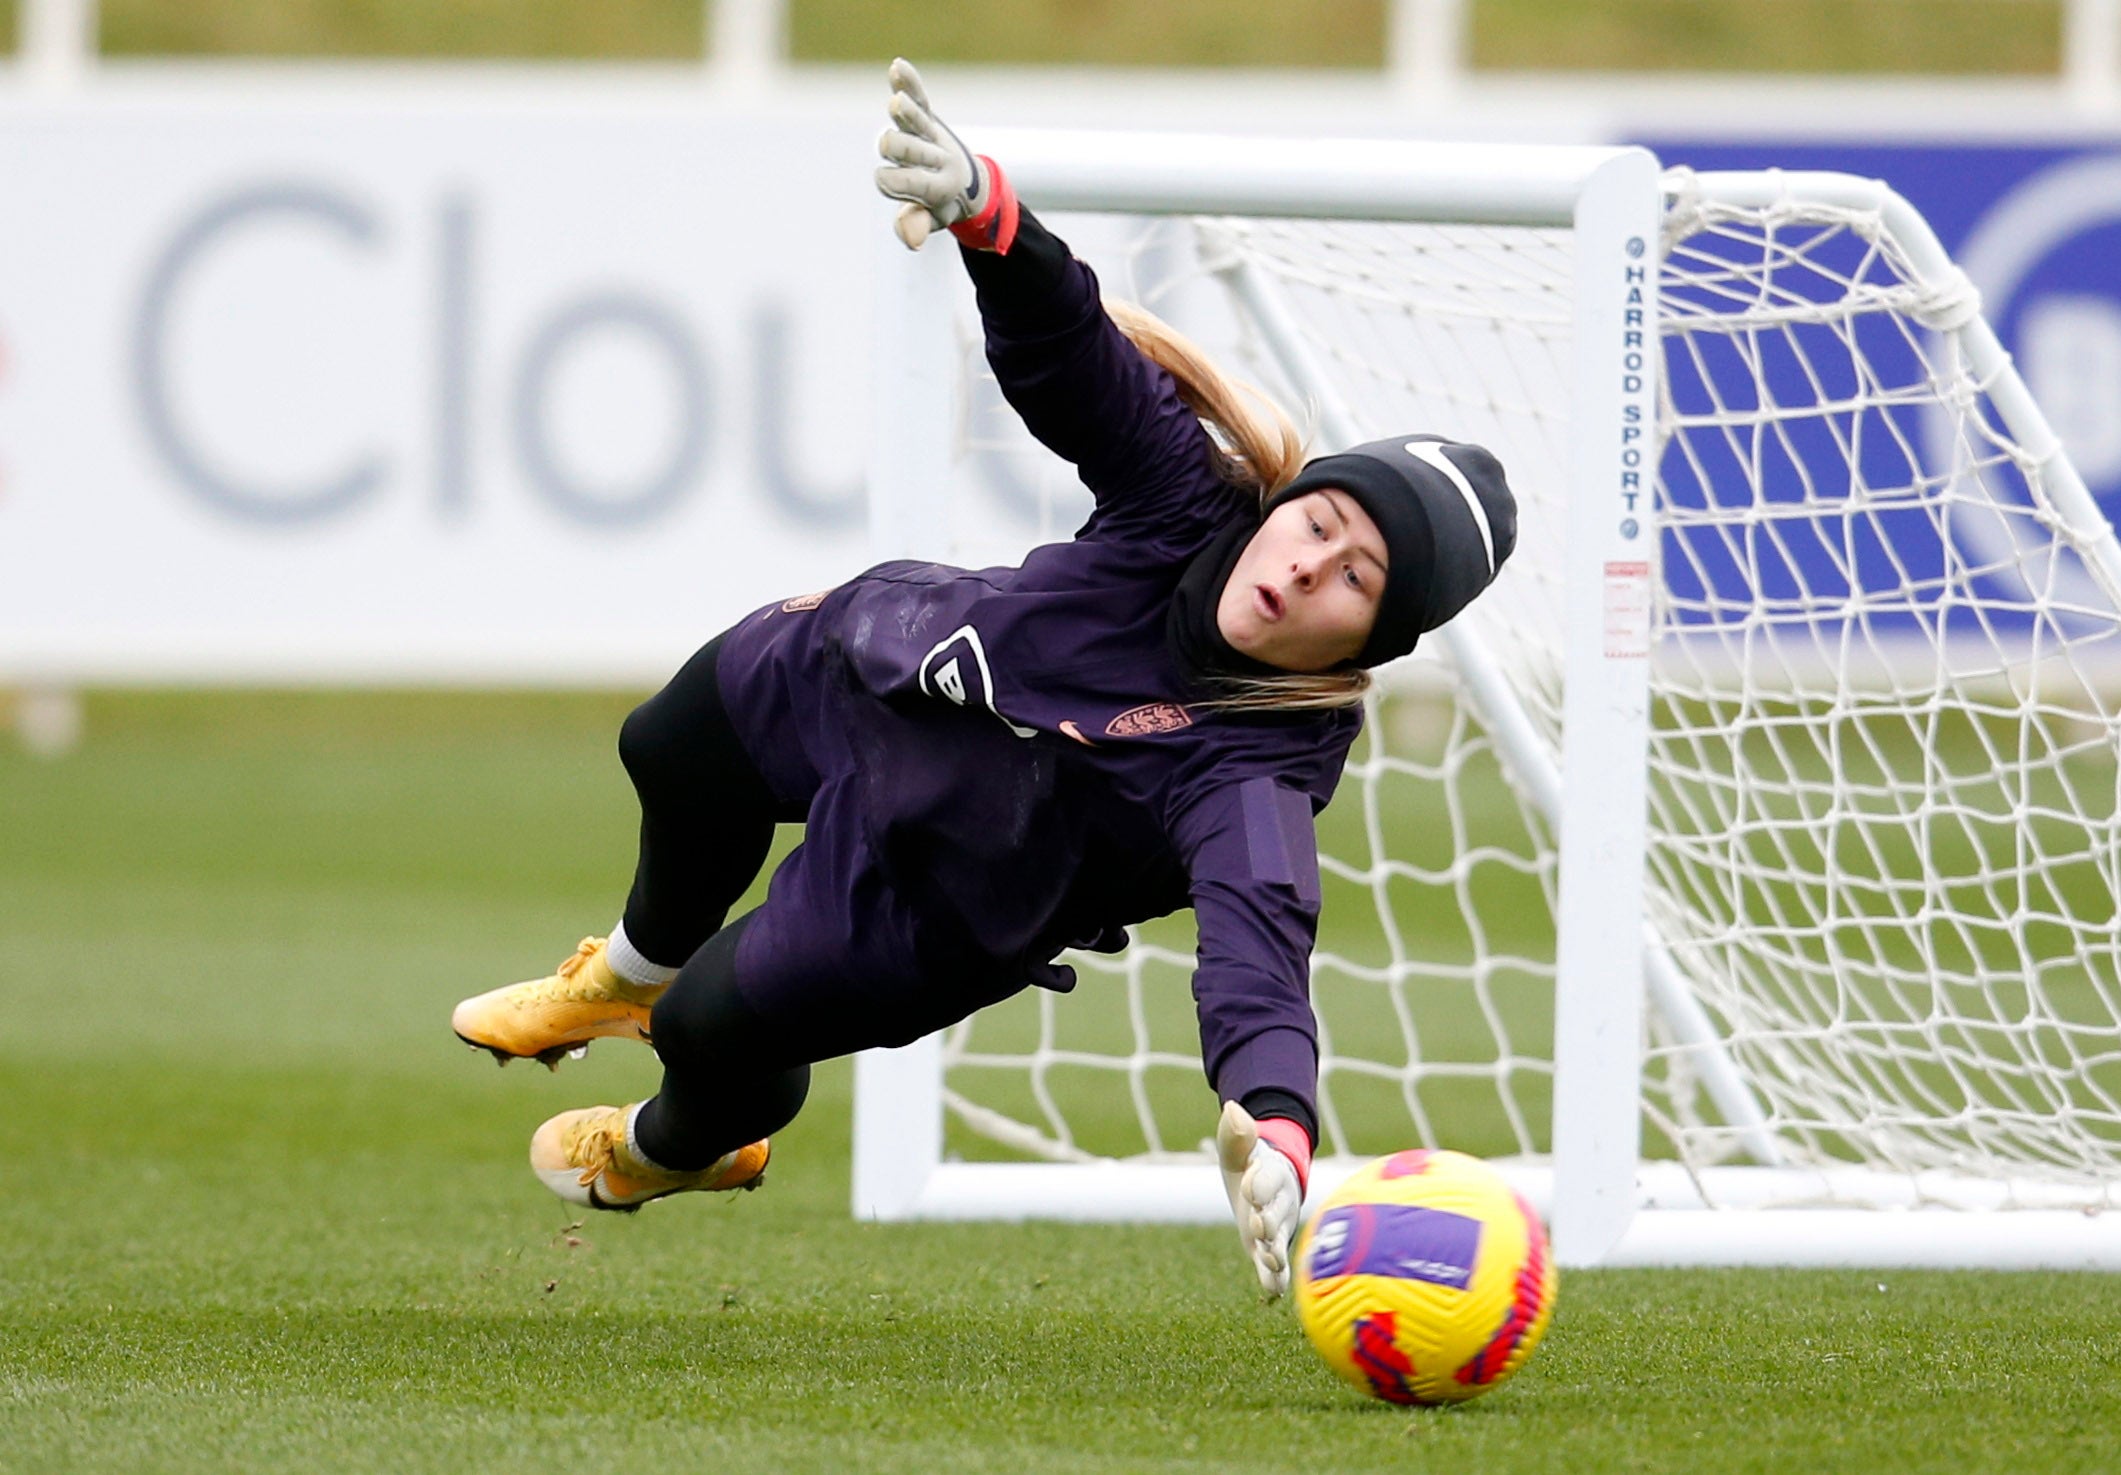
[[1645, 173, 2121, 1209], [941, 212, 1575, 1165], [859, 141, 2121, 1266]]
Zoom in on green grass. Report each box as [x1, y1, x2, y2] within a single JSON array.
[[83, 0, 2064, 74], [97, 0, 702, 61], [6, 689, 2121, 1472], [786, 0, 1388, 70], [1471, 0, 2062, 75]]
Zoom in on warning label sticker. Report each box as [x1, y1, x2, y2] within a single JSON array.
[[1604, 561, 1652, 659]]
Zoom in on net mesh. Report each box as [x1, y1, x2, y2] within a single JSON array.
[[925, 185, 2121, 1207], [1647, 179, 2121, 1205]]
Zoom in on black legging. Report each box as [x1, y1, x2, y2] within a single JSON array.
[[615, 633, 1324, 1165], [614, 634, 813, 1171]]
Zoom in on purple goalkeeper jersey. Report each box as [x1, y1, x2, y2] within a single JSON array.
[[713, 220, 1361, 1118]]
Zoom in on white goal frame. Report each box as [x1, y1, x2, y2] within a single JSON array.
[[854, 133, 2121, 1270]]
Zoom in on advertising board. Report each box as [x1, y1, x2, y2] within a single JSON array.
[[6, 93, 2118, 688], [0, 97, 887, 683], [1642, 137, 2121, 654]]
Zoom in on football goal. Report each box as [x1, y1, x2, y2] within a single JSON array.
[[857, 134, 2121, 1270]]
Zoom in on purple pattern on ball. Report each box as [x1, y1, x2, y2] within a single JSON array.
[[1308, 1204, 1482, 1289]]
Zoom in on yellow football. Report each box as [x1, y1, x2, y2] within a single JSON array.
[[1292, 1149, 1557, 1404]]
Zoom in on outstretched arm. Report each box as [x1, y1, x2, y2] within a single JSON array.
[[873, 61, 1223, 529], [1174, 778, 1327, 1297]]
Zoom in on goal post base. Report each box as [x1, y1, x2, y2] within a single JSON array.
[[853, 1157, 1510, 1225], [1601, 1212, 2121, 1271], [864, 1159, 2121, 1269]]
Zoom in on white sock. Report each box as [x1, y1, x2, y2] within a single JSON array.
[[605, 922, 679, 988], [623, 1102, 671, 1171], [624, 1101, 727, 1177]]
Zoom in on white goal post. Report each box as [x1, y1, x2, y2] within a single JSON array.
[[856, 133, 2121, 1270]]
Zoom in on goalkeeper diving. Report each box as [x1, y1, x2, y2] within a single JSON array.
[[450, 60, 1519, 1297]]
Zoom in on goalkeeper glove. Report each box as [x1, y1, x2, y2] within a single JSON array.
[[1216, 1100, 1312, 1299], [873, 57, 1020, 253]]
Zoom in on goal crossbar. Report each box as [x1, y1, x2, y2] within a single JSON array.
[[982, 129, 1637, 228]]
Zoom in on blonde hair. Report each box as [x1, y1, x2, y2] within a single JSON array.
[[1106, 298, 1373, 713]]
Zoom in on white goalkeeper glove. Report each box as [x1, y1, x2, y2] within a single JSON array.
[[1216, 1100, 1312, 1299], [873, 57, 1020, 253]]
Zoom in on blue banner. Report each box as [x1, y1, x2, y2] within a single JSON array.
[[1633, 138, 2121, 642]]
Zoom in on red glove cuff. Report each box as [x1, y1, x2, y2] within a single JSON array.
[[1255, 1116, 1313, 1197], [948, 155, 1021, 255]]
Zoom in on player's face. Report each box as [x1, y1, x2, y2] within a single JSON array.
[[1216, 489, 1389, 672]]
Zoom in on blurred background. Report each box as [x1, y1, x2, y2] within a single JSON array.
[[3, 0, 2120, 1192], [0, 0, 2097, 73], [5, 0, 2118, 719]]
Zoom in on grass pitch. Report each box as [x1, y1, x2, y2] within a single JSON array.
[[6, 689, 2121, 1475]]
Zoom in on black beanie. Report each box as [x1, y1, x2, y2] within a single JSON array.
[[1267, 435, 1517, 668]]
